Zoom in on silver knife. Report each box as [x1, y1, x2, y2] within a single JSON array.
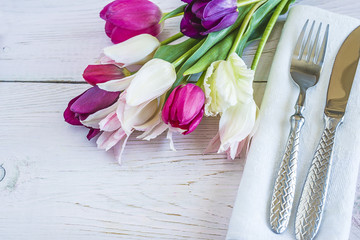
[[295, 25, 360, 240]]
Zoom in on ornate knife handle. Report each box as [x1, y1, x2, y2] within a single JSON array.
[[270, 112, 305, 233], [295, 115, 342, 240]]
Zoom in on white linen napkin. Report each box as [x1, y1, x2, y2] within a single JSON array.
[[226, 5, 360, 240]]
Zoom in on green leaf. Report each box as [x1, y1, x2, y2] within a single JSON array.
[[239, 0, 281, 34], [236, 9, 274, 55], [251, 0, 289, 70], [153, 38, 200, 63], [160, 4, 186, 23], [281, 0, 295, 15], [183, 31, 237, 76], [184, 0, 281, 76], [231, 0, 281, 57], [172, 5, 254, 87]]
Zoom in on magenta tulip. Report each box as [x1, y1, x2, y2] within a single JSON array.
[[100, 0, 162, 44], [64, 86, 120, 140], [180, 0, 238, 38], [162, 84, 205, 135], [83, 64, 129, 86]]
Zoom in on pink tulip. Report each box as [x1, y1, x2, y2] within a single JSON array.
[[100, 0, 162, 44], [64, 86, 120, 140], [83, 64, 129, 86], [162, 84, 205, 135]]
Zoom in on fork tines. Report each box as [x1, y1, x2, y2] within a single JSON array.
[[294, 19, 329, 65]]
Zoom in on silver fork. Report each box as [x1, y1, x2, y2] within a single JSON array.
[[269, 20, 329, 234]]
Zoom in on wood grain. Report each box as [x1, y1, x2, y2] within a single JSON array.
[[0, 82, 264, 240], [1, 0, 360, 239], [1, 0, 358, 83]]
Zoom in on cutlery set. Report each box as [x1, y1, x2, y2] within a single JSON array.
[[269, 20, 360, 239]]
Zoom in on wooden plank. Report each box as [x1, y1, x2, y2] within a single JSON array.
[[0, 82, 265, 239], [0, 0, 359, 82]]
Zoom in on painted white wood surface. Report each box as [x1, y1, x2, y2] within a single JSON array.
[[1, 0, 359, 82], [0, 82, 265, 240], [0, 0, 360, 239]]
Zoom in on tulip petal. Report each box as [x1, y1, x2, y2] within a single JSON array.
[[100, 1, 113, 20], [137, 122, 168, 141], [203, 60, 222, 116], [203, 0, 237, 19], [110, 23, 162, 44], [183, 107, 204, 135], [104, 0, 162, 31], [180, 10, 205, 39], [126, 59, 176, 106], [202, 11, 238, 35], [81, 101, 119, 128], [192, 1, 209, 19], [121, 98, 159, 134], [97, 75, 135, 92], [104, 34, 160, 66], [64, 94, 83, 126], [113, 133, 131, 164], [83, 64, 128, 85], [70, 86, 120, 114], [203, 53, 255, 116], [175, 84, 205, 125], [96, 128, 126, 151], [204, 132, 221, 154], [87, 128, 101, 140], [104, 21, 116, 37], [218, 100, 257, 159], [134, 94, 165, 132], [162, 86, 178, 124], [99, 111, 121, 132]]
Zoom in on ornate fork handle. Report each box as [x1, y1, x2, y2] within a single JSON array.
[[295, 115, 342, 240], [270, 112, 305, 233]]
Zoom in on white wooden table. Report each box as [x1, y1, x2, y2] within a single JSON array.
[[1, 0, 360, 239]]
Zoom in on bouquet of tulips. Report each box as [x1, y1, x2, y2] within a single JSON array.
[[64, 0, 294, 163]]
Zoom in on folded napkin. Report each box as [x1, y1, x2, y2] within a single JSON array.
[[226, 5, 360, 240]]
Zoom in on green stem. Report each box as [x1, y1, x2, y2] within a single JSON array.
[[195, 72, 206, 87], [160, 32, 184, 46], [160, 4, 186, 23], [228, 1, 266, 58], [123, 67, 132, 77], [162, 12, 184, 18], [172, 38, 206, 68], [237, 0, 262, 8], [251, 0, 288, 70]]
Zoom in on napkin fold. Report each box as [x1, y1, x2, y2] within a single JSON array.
[[226, 5, 360, 240]]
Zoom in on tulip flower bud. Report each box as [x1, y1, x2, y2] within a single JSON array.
[[103, 34, 160, 67], [64, 86, 120, 139], [162, 84, 205, 135], [100, 0, 162, 44], [83, 64, 130, 86], [180, 0, 239, 38]]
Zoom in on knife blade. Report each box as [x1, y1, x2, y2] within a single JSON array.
[[295, 25, 360, 240], [325, 26, 360, 118]]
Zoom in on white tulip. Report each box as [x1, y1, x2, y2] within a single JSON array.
[[218, 100, 258, 159], [203, 52, 255, 116], [203, 52, 259, 159], [104, 34, 160, 67], [125, 58, 177, 106], [96, 58, 176, 163]]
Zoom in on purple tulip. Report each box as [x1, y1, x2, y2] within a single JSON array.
[[64, 86, 120, 140], [100, 0, 162, 44], [180, 0, 239, 38], [83, 64, 128, 86], [162, 84, 205, 135]]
